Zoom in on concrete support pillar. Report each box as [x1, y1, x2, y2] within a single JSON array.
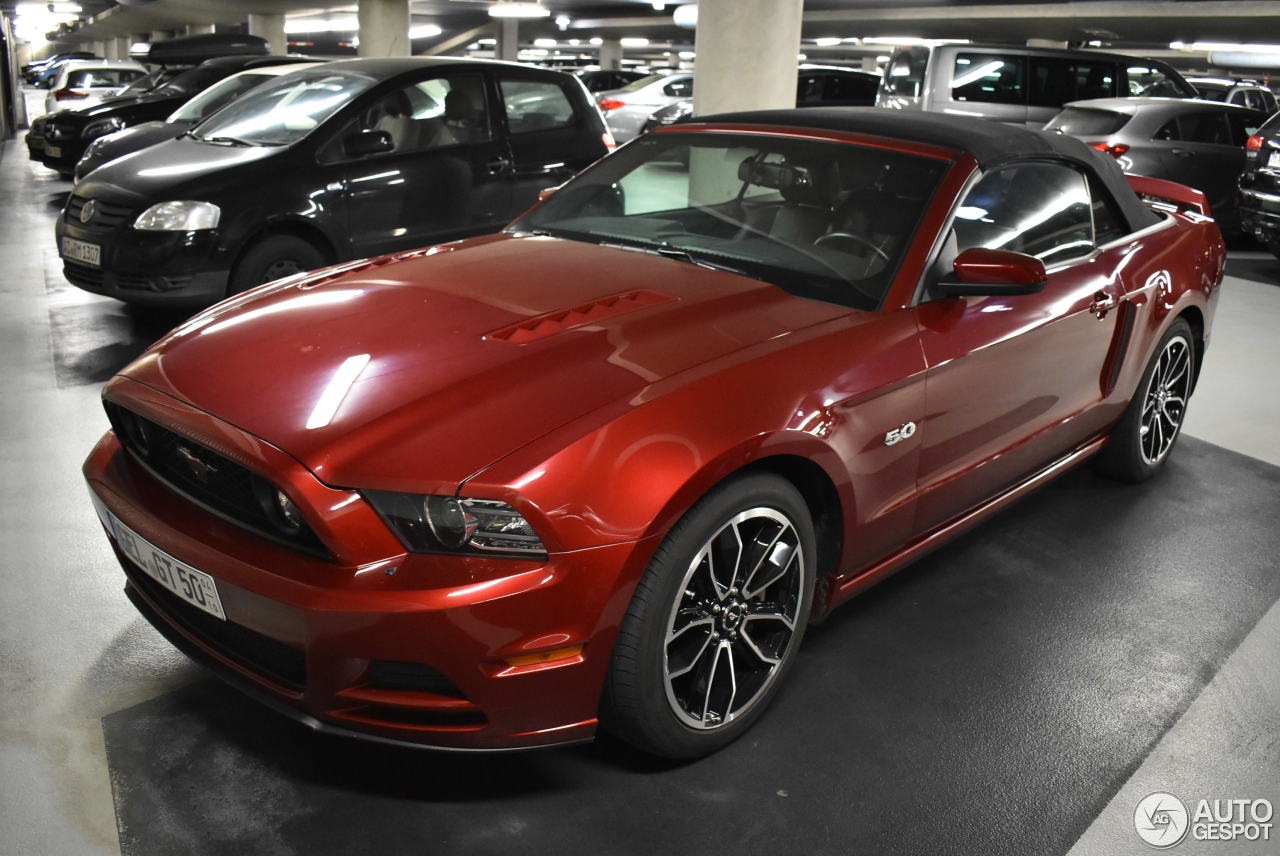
[[496, 18, 518, 62], [692, 0, 803, 115], [186, 23, 215, 36], [91, 40, 106, 57], [861, 55, 880, 73], [357, 0, 411, 58], [247, 13, 287, 55], [103, 40, 119, 60], [150, 30, 170, 43], [599, 39, 622, 70], [116, 37, 133, 60]]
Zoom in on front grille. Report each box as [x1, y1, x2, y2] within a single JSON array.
[[65, 195, 135, 230], [126, 560, 306, 690], [106, 403, 329, 558], [63, 262, 192, 293]]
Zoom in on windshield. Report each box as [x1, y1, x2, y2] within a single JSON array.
[[154, 66, 226, 98], [617, 73, 668, 93], [117, 68, 178, 98], [170, 71, 273, 123], [512, 132, 947, 310], [192, 71, 375, 146]]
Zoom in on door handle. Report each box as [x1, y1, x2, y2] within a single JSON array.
[[1170, 148, 1195, 158], [484, 156, 512, 175], [1089, 290, 1117, 318]]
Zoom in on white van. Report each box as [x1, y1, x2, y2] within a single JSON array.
[[876, 43, 1197, 127]]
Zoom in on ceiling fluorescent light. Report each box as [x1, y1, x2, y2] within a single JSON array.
[[409, 24, 444, 39], [488, 2, 551, 19]]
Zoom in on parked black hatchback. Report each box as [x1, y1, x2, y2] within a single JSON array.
[[1240, 112, 1280, 260], [37, 55, 308, 177], [55, 58, 610, 308]]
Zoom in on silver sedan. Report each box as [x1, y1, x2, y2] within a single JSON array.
[[597, 72, 693, 143]]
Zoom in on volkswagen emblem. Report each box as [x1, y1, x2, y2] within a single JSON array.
[[79, 200, 97, 224]]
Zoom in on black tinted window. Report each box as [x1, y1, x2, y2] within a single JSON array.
[[1178, 111, 1233, 145], [954, 162, 1093, 266], [952, 53, 1026, 105], [1045, 107, 1130, 136], [1089, 177, 1129, 245], [1030, 58, 1117, 107], [662, 77, 693, 97], [825, 73, 876, 102]]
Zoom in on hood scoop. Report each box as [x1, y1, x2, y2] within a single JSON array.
[[484, 289, 673, 344]]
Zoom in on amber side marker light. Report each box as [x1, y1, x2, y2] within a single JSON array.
[[504, 644, 585, 668]]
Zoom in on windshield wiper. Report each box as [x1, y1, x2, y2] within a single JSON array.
[[653, 246, 755, 279], [197, 135, 263, 147]]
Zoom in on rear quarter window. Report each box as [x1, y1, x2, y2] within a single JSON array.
[[882, 46, 929, 98], [500, 79, 577, 134]]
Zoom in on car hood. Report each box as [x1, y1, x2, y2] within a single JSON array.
[[89, 121, 191, 165], [76, 135, 281, 200], [51, 92, 182, 128], [119, 234, 850, 492]]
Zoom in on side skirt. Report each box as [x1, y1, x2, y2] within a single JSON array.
[[820, 435, 1108, 617]]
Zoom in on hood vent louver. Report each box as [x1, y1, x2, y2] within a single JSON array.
[[485, 290, 673, 344]]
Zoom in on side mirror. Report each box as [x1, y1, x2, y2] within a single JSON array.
[[934, 247, 1048, 298], [342, 130, 393, 159]]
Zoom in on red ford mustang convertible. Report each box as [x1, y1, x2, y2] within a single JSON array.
[[84, 109, 1224, 758]]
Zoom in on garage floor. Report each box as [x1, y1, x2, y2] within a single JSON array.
[[2, 139, 1278, 856]]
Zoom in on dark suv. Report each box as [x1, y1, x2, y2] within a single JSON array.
[[37, 55, 310, 177], [55, 58, 610, 307], [1240, 112, 1280, 259]]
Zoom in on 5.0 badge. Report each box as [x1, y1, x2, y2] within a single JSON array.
[[884, 421, 917, 446]]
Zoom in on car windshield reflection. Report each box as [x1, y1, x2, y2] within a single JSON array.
[[512, 132, 946, 310]]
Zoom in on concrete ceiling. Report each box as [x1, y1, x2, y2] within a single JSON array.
[[22, 0, 1280, 66]]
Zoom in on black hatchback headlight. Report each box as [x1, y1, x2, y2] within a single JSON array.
[[364, 491, 546, 557]]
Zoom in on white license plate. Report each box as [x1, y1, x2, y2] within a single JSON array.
[[45, 145, 61, 158], [1269, 151, 1280, 170], [102, 506, 226, 620], [62, 237, 101, 266], [30, 138, 44, 151]]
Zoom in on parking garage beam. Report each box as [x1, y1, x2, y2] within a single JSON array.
[[599, 39, 622, 70], [248, 14, 287, 55], [358, 0, 411, 58], [692, 0, 803, 115]]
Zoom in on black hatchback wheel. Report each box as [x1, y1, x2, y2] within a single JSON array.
[[229, 235, 326, 296]]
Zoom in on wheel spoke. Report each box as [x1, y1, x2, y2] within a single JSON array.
[[743, 534, 797, 600], [699, 642, 736, 725], [740, 522, 788, 596], [667, 614, 713, 645], [745, 609, 796, 632], [668, 626, 714, 680], [738, 626, 782, 667], [1164, 346, 1190, 388]]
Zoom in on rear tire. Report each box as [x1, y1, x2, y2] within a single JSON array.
[[602, 473, 816, 759], [228, 234, 326, 297], [1096, 318, 1194, 483]]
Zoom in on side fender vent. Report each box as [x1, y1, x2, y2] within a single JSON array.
[[485, 289, 673, 344]]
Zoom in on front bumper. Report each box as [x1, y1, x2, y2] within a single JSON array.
[[83, 381, 658, 751], [40, 133, 88, 172], [55, 212, 231, 307]]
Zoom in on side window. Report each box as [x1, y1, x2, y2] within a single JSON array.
[[1227, 111, 1261, 145], [1264, 90, 1279, 114], [1029, 58, 1115, 107], [826, 73, 876, 102], [356, 73, 490, 155], [952, 162, 1093, 266], [662, 77, 693, 98], [1178, 111, 1232, 145], [1089, 177, 1130, 245], [952, 52, 1026, 105], [797, 74, 824, 103], [1154, 119, 1179, 142], [499, 78, 577, 134]]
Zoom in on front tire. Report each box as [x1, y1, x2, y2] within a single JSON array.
[[603, 473, 816, 759], [1097, 318, 1195, 482], [229, 234, 326, 297]]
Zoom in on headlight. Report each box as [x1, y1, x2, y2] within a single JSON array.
[[364, 491, 546, 557], [133, 200, 221, 231], [82, 117, 124, 139]]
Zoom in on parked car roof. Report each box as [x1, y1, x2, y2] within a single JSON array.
[[1062, 96, 1261, 115]]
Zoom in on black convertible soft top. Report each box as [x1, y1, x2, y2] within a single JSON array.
[[694, 107, 1161, 232]]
